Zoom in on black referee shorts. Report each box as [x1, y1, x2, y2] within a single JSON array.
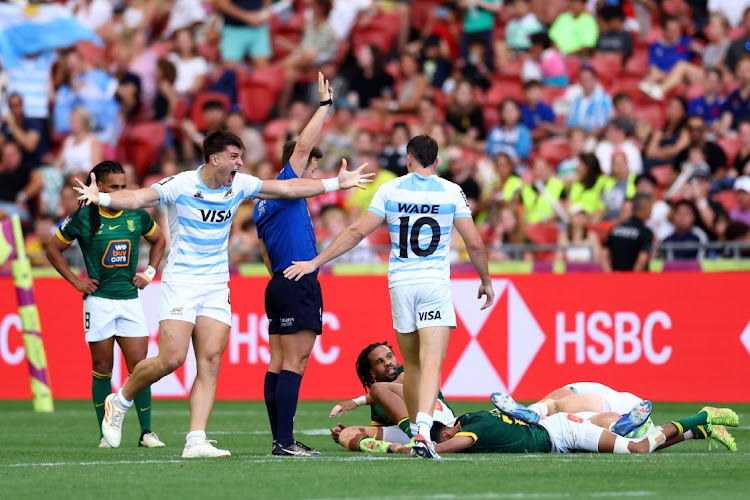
[[265, 272, 323, 335]]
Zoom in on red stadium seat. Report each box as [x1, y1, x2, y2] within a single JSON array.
[[116, 122, 167, 179], [525, 223, 559, 262], [538, 138, 571, 167], [715, 190, 738, 212], [238, 84, 276, 124], [486, 80, 524, 106], [481, 105, 500, 131], [587, 54, 622, 87], [623, 50, 649, 77], [634, 102, 666, 130], [351, 12, 401, 54], [190, 92, 231, 131], [717, 136, 741, 166], [649, 164, 674, 188], [565, 56, 582, 83], [353, 115, 387, 136]]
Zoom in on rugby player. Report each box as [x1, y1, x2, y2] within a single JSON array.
[[75, 130, 373, 457], [47, 161, 166, 448], [284, 134, 494, 460], [328, 342, 455, 451]]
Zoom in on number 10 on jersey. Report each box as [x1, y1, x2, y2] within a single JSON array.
[[398, 216, 440, 258]]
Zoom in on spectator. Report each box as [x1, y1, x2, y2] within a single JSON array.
[[168, 28, 209, 96], [719, 56, 750, 134], [379, 122, 410, 177], [412, 97, 444, 139], [420, 34, 453, 90], [595, 5, 633, 61], [346, 44, 394, 110], [459, 0, 503, 71], [602, 152, 636, 221], [125, 31, 159, 107], [443, 151, 481, 215], [687, 68, 724, 129], [228, 215, 262, 265], [644, 96, 690, 170], [445, 80, 485, 148], [181, 100, 228, 162], [612, 92, 652, 146], [6, 52, 56, 121], [459, 35, 493, 90], [673, 115, 728, 177], [154, 59, 178, 125], [724, 220, 750, 257], [733, 119, 750, 175], [496, 0, 544, 71], [522, 32, 568, 87], [703, 13, 732, 71], [569, 152, 605, 220], [2, 93, 48, 168], [485, 206, 532, 261], [328, 0, 373, 41], [678, 165, 727, 239], [57, 106, 103, 176], [556, 204, 602, 263], [548, 0, 599, 56], [0, 141, 43, 222], [635, 172, 673, 240], [709, 0, 748, 29], [520, 156, 566, 223], [215, 0, 272, 68], [595, 117, 643, 175], [557, 127, 588, 184], [226, 110, 266, 168], [601, 192, 654, 272], [68, 0, 114, 36], [319, 100, 358, 171], [638, 16, 693, 101], [352, 129, 380, 172], [521, 80, 556, 141], [347, 156, 397, 218], [723, 7, 750, 73], [378, 53, 428, 114], [485, 98, 532, 162], [422, 1, 463, 60], [565, 65, 613, 135], [485, 152, 523, 207], [730, 176, 750, 226], [319, 206, 374, 263], [662, 200, 708, 259]]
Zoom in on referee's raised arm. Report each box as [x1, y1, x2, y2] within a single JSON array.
[[287, 72, 335, 178]]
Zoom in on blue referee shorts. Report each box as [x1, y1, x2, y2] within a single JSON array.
[[265, 273, 323, 335]]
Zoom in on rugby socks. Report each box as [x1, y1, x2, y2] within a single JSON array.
[[264, 371, 280, 441], [416, 412, 433, 440], [115, 388, 134, 409], [276, 370, 303, 447], [92, 371, 112, 438], [688, 426, 708, 440], [529, 403, 549, 418], [133, 383, 152, 434], [670, 412, 708, 436], [398, 417, 413, 438], [410, 422, 418, 437], [186, 430, 206, 447]]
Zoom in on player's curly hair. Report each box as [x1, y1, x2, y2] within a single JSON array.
[[355, 341, 393, 391], [78, 161, 125, 240]]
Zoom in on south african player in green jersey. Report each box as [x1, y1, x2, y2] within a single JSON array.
[[47, 161, 167, 448]]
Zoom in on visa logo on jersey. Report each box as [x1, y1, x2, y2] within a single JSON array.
[[397, 203, 440, 214], [199, 209, 232, 223], [102, 240, 131, 267], [419, 310, 442, 321]]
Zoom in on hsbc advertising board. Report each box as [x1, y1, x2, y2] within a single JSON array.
[[0, 273, 748, 402]]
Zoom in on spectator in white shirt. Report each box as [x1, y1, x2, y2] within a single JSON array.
[[168, 28, 209, 95], [595, 117, 643, 175]]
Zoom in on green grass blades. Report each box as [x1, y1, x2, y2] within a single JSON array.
[[1, 401, 748, 500]]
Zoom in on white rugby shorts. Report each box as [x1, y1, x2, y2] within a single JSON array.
[[83, 296, 148, 342], [159, 281, 232, 326], [539, 412, 605, 454], [565, 382, 643, 415], [389, 283, 456, 334]]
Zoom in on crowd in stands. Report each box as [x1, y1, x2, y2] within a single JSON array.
[[3, 0, 750, 272]]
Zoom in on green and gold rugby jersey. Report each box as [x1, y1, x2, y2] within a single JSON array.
[[56, 207, 156, 300], [369, 366, 453, 426], [454, 409, 551, 453]]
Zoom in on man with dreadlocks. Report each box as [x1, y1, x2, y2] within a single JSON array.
[[47, 161, 167, 448], [328, 342, 455, 452]]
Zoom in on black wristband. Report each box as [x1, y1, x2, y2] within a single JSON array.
[[319, 99, 333, 107]]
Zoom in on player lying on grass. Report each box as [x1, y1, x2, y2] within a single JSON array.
[[492, 383, 737, 451], [385, 404, 739, 456], [329, 342, 456, 451]]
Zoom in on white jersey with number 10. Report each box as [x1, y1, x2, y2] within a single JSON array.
[[367, 172, 472, 288]]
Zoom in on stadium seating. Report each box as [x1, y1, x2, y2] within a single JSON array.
[[116, 122, 167, 179], [190, 92, 232, 131]]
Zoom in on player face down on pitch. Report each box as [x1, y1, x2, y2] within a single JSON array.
[[47, 161, 167, 448], [73, 128, 372, 458]]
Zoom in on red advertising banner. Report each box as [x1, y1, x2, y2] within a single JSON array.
[[0, 273, 748, 402]]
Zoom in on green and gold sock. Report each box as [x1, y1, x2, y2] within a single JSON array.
[[398, 417, 412, 438], [670, 412, 708, 435], [92, 371, 112, 438], [134, 386, 152, 434], [690, 425, 710, 440]]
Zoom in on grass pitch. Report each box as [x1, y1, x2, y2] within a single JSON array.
[[1, 400, 749, 500]]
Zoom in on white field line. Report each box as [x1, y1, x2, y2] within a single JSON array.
[[307, 492, 654, 500]]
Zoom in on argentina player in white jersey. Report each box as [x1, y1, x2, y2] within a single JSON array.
[[284, 134, 494, 460], [74, 130, 373, 458]]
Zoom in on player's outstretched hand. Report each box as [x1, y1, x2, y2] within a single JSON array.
[[336, 158, 374, 191], [318, 72, 333, 102], [478, 282, 494, 310], [74, 173, 100, 205], [75, 277, 99, 295], [283, 260, 317, 281], [329, 400, 358, 418], [330, 423, 346, 443]]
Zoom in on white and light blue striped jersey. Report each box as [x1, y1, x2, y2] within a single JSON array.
[[151, 166, 263, 284], [367, 172, 472, 288]]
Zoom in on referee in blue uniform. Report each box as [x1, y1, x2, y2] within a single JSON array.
[[254, 73, 337, 457]]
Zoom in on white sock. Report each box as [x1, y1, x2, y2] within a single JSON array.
[[613, 436, 631, 454], [116, 388, 133, 409], [416, 412, 433, 439], [410, 422, 418, 437], [683, 430, 693, 440], [529, 403, 548, 417], [186, 430, 206, 447]]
